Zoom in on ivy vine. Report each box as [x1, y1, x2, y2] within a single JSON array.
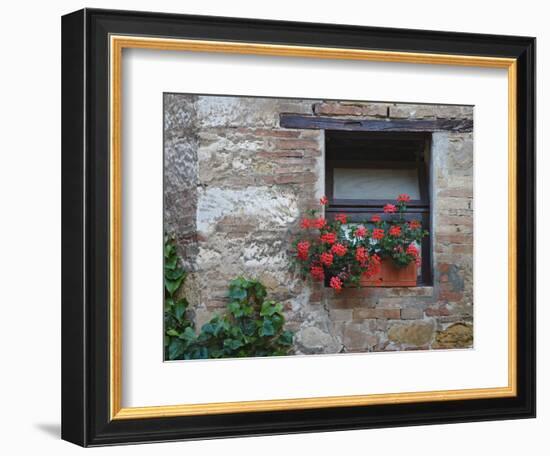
[[164, 237, 294, 360]]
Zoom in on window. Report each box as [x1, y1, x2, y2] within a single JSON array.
[[325, 131, 432, 285]]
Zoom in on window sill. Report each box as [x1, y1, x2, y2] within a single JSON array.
[[324, 284, 434, 299]]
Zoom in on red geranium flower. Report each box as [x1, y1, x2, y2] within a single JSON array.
[[370, 215, 381, 223], [320, 252, 334, 266], [300, 218, 312, 229], [397, 193, 411, 203], [406, 244, 419, 257], [334, 213, 347, 224], [310, 265, 325, 281], [319, 196, 329, 206], [363, 253, 381, 278], [408, 219, 421, 230], [296, 241, 310, 260], [383, 204, 397, 214], [320, 232, 336, 244], [355, 225, 367, 238], [355, 246, 368, 266], [372, 228, 385, 240], [331, 243, 347, 257], [312, 217, 326, 229], [389, 226, 402, 237], [329, 276, 343, 291]]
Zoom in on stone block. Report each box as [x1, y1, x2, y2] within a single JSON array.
[[313, 102, 387, 117], [353, 308, 401, 320], [389, 104, 437, 119], [388, 321, 435, 346], [433, 323, 473, 348], [297, 326, 342, 354], [400, 308, 423, 320], [329, 309, 353, 321], [425, 305, 451, 317], [342, 323, 378, 351]]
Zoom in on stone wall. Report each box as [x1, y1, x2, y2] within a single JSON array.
[[164, 94, 474, 353], [164, 94, 199, 271]]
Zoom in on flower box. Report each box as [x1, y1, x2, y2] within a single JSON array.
[[293, 194, 427, 291], [360, 259, 417, 287]]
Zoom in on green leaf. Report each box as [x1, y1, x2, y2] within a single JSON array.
[[223, 339, 244, 351], [228, 287, 247, 301], [164, 254, 178, 270], [168, 338, 185, 360], [230, 277, 247, 288], [165, 267, 186, 281], [166, 329, 180, 337], [174, 299, 187, 320], [164, 242, 175, 258], [278, 330, 294, 346], [271, 314, 284, 330], [165, 276, 184, 296], [201, 322, 215, 336], [214, 319, 229, 337], [228, 301, 244, 317], [259, 318, 275, 337], [179, 326, 196, 342], [260, 300, 283, 317], [164, 297, 174, 312], [209, 348, 224, 358], [240, 319, 256, 337], [190, 347, 209, 359], [252, 282, 267, 299]]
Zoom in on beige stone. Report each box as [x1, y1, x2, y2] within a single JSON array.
[[400, 308, 423, 320], [314, 102, 387, 117], [388, 321, 435, 346], [343, 323, 378, 351], [389, 104, 436, 119], [434, 323, 473, 348], [329, 309, 353, 321], [298, 326, 342, 353]]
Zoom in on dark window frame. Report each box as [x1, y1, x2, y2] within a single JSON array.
[[325, 131, 433, 285]]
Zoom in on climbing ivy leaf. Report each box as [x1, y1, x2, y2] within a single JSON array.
[[259, 319, 275, 337]]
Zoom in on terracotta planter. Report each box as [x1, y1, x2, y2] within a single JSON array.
[[360, 259, 417, 287]]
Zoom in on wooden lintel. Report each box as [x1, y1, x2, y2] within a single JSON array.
[[279, 114, 473, 132]]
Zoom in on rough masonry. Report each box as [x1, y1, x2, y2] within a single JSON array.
[[164, 94, 474, 354]]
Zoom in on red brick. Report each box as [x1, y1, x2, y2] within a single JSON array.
[[439, 291, 464, 302], [353, 308, 400, 320], [274, 139, 320, 150], [328, 297, 368, 309], [274, 172, 317, 184], [438, 234, 470, 244], [451, 244, 473, 254], [258, 151, 304, 159], [237, 128, 301, 138], [425, 306, 451, 317]]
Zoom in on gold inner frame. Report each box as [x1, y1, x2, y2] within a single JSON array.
[[109, 35, 517, 420]]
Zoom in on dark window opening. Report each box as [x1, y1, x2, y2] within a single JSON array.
[[325, 131, 432, 285]]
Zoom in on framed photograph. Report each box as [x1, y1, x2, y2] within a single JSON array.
[[61, 8, 535, 447]]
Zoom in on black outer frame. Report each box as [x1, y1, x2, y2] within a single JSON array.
[[61, 8, 536, 447]]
